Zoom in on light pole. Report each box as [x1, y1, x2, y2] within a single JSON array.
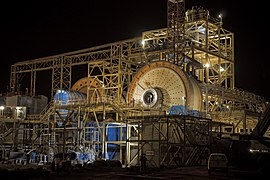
[[0, 106, 4, 117], [218, 14, 223, 25]]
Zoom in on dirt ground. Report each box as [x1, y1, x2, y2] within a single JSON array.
[[0, 164, 263, 180]]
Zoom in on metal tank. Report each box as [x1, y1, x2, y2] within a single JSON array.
[[54, 89, 86, 106], [53, 89, 86, 122]]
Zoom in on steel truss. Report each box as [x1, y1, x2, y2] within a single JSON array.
[[126, 115, 211, 168], [2, 0, 269, 166], [9, 11, 266, 115], [0, 118, 47, 158]]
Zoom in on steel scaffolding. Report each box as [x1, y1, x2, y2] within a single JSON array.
[[1, 0, 268, 167]]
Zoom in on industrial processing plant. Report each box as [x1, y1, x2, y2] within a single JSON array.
[[1, 0, 270, 174]]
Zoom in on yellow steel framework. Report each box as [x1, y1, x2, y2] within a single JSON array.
[[1, 0, 268, 167], [167, 0, 186, 65]]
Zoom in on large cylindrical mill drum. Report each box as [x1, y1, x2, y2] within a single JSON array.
[[127, 61, 202, 112]]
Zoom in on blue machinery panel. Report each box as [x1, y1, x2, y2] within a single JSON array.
[[85, 122, 126, 160], [169, 105, 201, 117], [169, 105, 187, 115]]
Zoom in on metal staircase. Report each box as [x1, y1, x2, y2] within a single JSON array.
[[39, 101, 56, 122]]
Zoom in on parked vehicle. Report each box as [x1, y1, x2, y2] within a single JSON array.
[[208, 153, 228, 175]]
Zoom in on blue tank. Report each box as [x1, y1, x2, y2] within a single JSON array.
[[53, 90, 86, 123], [54, 89, 86, 105]]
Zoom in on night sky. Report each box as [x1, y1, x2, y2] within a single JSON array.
[[1, 0, 269, 101]]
